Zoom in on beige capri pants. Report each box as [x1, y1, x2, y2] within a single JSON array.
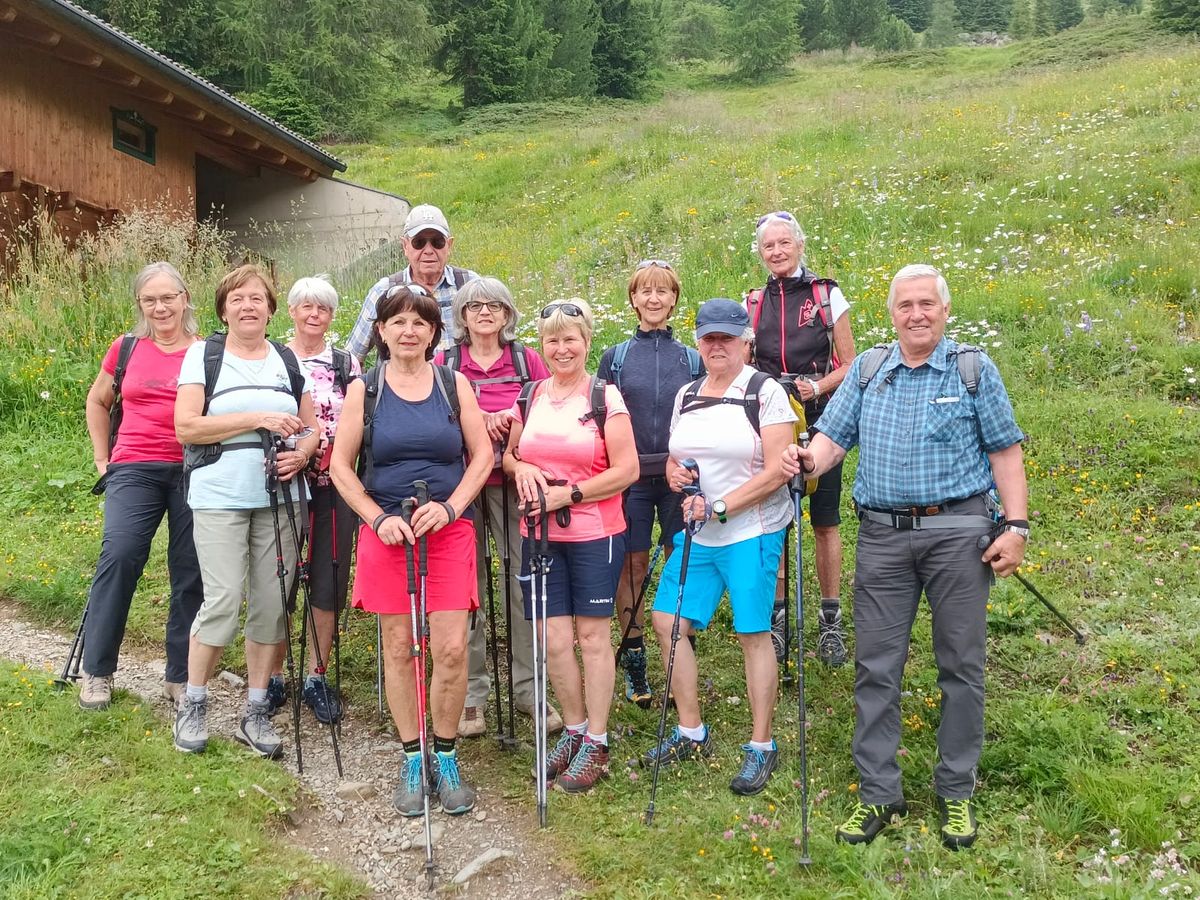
[[190, 508, 294, 646]]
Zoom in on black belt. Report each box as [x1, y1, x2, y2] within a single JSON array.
[[856, 495, 991, 531]]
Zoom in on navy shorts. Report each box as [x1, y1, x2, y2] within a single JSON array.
[[807, 459, 844, 528], [625, 476, 685, 553], [520, 533, 626, 619]]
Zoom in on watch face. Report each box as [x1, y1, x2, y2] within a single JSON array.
[[713, 500, 726, 517], [571, 486, 584, 504]]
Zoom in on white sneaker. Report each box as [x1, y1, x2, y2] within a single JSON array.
[[78, 673, 113, 710]]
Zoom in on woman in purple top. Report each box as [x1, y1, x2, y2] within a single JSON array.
[[433, 277, 560, 738]]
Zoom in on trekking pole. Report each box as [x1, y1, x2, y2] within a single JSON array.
[[414, 481, 431, 643], [780, 522, 793, 685], [330, 497, 343, 737], [789, 450, 813, 866], [376, 614, 385, 722], [500, 476, 517, 743], [646, 459, 701, 827], [481, 494, 517, 751], [975, 533, 1087, 645], [263, 432, 305, 772], [614, 540, 664, 670], [398, 496, 435, 891], [54, 600, 89, 691], [526, 486, 551, 828]]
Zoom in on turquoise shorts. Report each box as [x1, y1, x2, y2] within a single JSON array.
[[651, 527, 788, 634]]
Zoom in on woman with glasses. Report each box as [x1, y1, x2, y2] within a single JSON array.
[[503, 298, 638, 792], [80, 262, 204, 712], [597, 260, 703, 711], [432, 277, 559, 739], [750, 211, 857, 669]]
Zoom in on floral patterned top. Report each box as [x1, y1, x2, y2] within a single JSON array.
[[296, 344, 363, 484]]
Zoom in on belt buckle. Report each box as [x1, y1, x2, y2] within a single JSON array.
[[892, 513, 915, 531]]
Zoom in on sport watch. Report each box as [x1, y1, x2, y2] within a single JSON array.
[[570, 484, 584, 505], [712, 499, 728, 524], [1003, 519, 1030, 539]]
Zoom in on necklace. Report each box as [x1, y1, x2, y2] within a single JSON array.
[[547, 372, 586, 402]]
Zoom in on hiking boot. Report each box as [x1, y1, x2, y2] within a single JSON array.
[[556, 739, 609, 793], [162, 681, 184, 707], [433, 751, 476, 815], [937, 796, 978, 850], [302, 678, 342, 725], [729, 742, 779, 796], [835, 799, 909, 845], [458, 705, 486, 738], [817, 607, 848, 668], [173, 695, 208, 753], [770, 604, 788, 664], [235, 699, 283, 759], [394, 753, 429, 817], [641, 726, 714, 768], [78, 673, 113, 710], [266, 674, 288, 716], [533, 729, 585, 782], [516, 698, 564, 735], [621, 647, 653, 709]]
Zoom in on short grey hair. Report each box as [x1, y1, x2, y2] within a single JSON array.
[[451, 277, 519, 345], [887, 264, 951, 310], [755, 212, 807, 265], [538, 297, 593, 345], [131, 261, 198, 338], [695, 326, 756, 344], [287, 275, 339, 311]]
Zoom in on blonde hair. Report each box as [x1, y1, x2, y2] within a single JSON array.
[[537, 297, 594, 345], [131, 261, 198, 338]]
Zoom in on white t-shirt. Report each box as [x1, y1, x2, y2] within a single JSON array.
[[179, 342, 313, 509], [667, 365, 796, 547]]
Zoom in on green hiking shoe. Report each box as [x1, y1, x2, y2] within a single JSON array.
[[937, 796, 978, 850], [835, 799, 909, 845]]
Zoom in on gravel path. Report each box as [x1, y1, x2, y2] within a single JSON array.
[[0, 602, 583, 899]]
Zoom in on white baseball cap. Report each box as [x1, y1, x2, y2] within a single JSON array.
[[403, 204, 450, 238]]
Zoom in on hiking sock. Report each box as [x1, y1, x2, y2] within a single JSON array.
[[402, 738, 421, 755], [679, 723, 707, 741], [821, 598, 841, 614], [248, 687, 268, 705], [620, 634, 645, 653], [565, 720, 588, 736], [749, 738, 776, 752], [185, 684, 208, 702], [585, 732, 608, 748], [433, 734, 456, 755]]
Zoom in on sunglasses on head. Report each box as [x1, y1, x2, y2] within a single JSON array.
[[540, 302, 585, 319], [409, 233, 447, 250], [756, 211, 795, 227], [386, 283, 431, 300], [636, 259, 674, 271]]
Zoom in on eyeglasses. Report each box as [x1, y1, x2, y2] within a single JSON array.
[[756, 211, 795, 227], [465, 300, 507, 313], [540, 303, 585, 319], [137, 291, 184, 308], [636, 259, 674, 271], [409, 233, 447, 250]]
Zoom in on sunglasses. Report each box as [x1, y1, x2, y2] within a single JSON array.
[[465, 300, 506, 313], [409, 233, 447, 250], [756, 211, 795, 227], [636, 259, 674, 271], [540, 302, 585, 319], [386, 283, 431, 299]]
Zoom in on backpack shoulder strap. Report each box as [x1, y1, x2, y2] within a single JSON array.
[[743, 370, 771, 436], [359, 364, 385, 491], [515, 378, 541, 423], [585, 376, 608, 438], [330, 347, 353, 396], [451, 267, 469, 290], [269, 339, 306, 406], [444, 344, 462, 372], [510, 340, 531, 383], [952, 343, 982, 396], [112, 333, 138, 395], [857, 342, 895, 391], [608, 338, 633, 391], [200, 332, 227, 415], [746, 288, 766, 330], [432, 364, 461, 423], [685, 346, 702, 378], [812, 280, 838, 374]]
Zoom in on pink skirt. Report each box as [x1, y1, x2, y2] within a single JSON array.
[[352, 517, 478, 614]]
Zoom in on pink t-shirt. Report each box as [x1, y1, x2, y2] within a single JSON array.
[[512, 381, 629, 542], [101, 336, 193, 464], [434, 343, 551, 486]]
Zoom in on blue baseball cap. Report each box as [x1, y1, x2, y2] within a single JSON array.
[[695, 298, 750, 338]]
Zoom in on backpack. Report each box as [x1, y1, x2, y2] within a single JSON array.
[[387, 267, 470, 293], [443, 340, 533, 388], [515, 377, 609, 439], [359, 363, 461, 492], [608, 337, 701, 392], [183, 332, 306, 473], [106, 333, 139, 454], [856, 342, 982, 395], [330, 346, 354, 397], [678, 370, 774, 436], [747, 279, 838, 375]]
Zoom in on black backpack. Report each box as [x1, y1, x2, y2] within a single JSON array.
[[678, 370, 774, 436], [106, 333, 139, 454], [856, 342, 983, 395], [607, 337, 701, 392], [330, 346, 354, 397], [359, 363, 461, 492], [514, 377, 609, 439], [443, 340, 533, 389], [183, 332, 306, 473]]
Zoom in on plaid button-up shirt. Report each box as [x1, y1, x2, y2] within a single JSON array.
[[815, 338, 1024, 509], [344, 265, 479, 361]]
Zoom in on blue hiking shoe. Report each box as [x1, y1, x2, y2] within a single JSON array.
[[302, 677, 342, 724], [433, 751, 476, 815], [621, 647, 653, 709], [641, 726, 714, 768], [393, 752, 428, 817], [729, 742, 779, 796], [265, 674, 288, 717]]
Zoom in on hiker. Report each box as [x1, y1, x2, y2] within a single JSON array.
[[503, 298, 638, 793], [330, 285, 492, 816], [432, 277, 562, 739], [597, 259, 703, 710], [640, 298, 796, 797], [261, 275, 363, 724], [80, 261, 204, 710], [782, 264, 1028, 850], [172, 264, 320, 758], [345, 204, 478, 360], [749, 211, 857, 668]]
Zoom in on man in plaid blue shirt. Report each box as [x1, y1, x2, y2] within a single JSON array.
[[784, 264, 1028, 852], [345, 204, 479, 361]]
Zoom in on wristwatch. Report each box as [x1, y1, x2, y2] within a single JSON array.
[[1003, 519, 1030, 539], [712, 499, 728, 524], [570, 483, 584, 505]]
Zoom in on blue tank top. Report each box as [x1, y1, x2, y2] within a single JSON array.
[[371, 376, 470, 519]]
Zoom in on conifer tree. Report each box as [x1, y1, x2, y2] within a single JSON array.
[[1033, 0, 1055, 34], [545, 0, 601, 97], [1051, 0, 1083, 29], [1153, 0, 1199, 32], [925, 0, 960, 45], [1009, 0, 1035, 37], [726, 0, 799, 80], [831, 0, 888, 47], [593, 0, 661, 98]]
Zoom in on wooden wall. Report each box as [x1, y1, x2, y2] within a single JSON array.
[[0, 40, 196, 217]]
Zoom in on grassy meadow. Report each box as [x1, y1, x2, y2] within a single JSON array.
[[1, 16, 1199, 898]]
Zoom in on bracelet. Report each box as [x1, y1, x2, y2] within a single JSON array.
[[372, 513, 394, 533], [439, 501, 457, 524]]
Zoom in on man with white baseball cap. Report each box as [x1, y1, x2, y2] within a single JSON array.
[[345, 204, 479, 359]]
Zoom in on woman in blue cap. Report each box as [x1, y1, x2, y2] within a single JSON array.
[[640, 298, 796, 797]]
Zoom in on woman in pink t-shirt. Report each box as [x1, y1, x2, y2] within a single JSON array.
[[80, 262, 203, 711], [503, 297, 638, 794]]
